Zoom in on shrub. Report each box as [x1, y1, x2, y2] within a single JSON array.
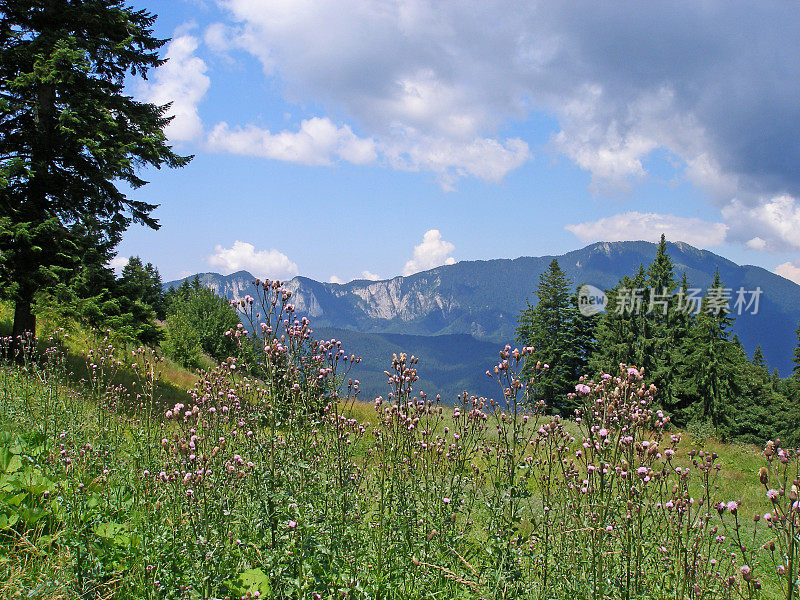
[[162, 278, 239, 367]]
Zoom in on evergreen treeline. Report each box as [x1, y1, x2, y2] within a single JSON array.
[[41, 254, 166, 345], [517, 234, 800, 444], [32, 254, 239, 369]]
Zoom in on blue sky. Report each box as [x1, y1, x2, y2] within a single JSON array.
[[116, 1, 800, 286]]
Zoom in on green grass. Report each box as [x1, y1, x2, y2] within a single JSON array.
[[0, 309, 797, 599]]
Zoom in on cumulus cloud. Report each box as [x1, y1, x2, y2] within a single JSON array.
[[775, 262, 800, 286], [107, 256, 129, 274], [330, 271, 380, 283], [208, 241, 298, 280], [721, 196, 800, 252], [209, 1, 800, 217], [402, 230, 456, 276], [565, 212, 728, 248], [141, 32, 210, 141], [207, 117, 376, 165], [382, 134, 530, 191]]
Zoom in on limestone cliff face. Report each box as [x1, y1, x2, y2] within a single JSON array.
[[344, 276, 459, 321], [266, 272, 465, 326], [282, 280, 324, 318], [179, 271, 254, 303]]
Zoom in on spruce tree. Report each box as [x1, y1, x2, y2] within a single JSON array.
[[752, 345, 767, 369], [0, 1, 190, 341], [516, 259, 591, 412], [642, 234, 679, 410], [683, 269, 738, 431], [793, 320, 800, 379], [725, 336, 779, 444], [591, 264, 648, 372], [665, 271, 698, 424], [119, 256, 166, 320]]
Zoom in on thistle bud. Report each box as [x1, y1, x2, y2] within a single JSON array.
[[759, 467, 769, 485], [740, 565, 753, 582]]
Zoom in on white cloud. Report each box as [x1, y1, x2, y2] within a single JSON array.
[[402, 229, 456, 276], [565, 212, 728, 248], [331, 271, 379, 283], [745, 237, 768, 251], [775, 262, 800, 285], [204, 3, 535, 187], [685, 153, 741, 201], [551, 85, 661, 195], [207, 117, 376, 166], [721, 195, 800, 252], [141, 32, 210, 142], [210, 2, 800, 201], [208, 241, 299, 280], [383, 133, 530, 191], [108, 256, 129, 274]]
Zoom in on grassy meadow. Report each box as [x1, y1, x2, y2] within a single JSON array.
[[0, 288, 798, 600]]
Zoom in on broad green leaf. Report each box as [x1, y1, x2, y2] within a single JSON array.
[[0, 449, 21, 475], [0, 513, 19, 529], [237, 568, 272, 598], [94, 521, 127, 539]]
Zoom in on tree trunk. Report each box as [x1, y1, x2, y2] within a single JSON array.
[[11, 293, 36, 362], [8, 0, 55, 359]]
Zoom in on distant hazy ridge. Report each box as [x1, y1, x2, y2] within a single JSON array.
[[166, 241, 800, 399]]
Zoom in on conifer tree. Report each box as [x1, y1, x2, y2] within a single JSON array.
[[752, 345, 767, 369], [664, 271, 698, 423], [0, 1, 190, 341], [683, 269, 738, 431], [642, 234, 679, 409], [119, 256, 166, 320], [724, 335, 781, 443], [516, 259, 592, 412], [591, 264, 648, 372], [792, 320, 800, 379]]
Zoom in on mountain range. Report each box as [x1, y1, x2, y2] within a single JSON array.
[[165, 241, 800, 400]]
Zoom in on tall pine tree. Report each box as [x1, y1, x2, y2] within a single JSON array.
[[0, 1, 190, 341], [642, 234, 679, 410], [516, 259, 593, 412], [682, 269, 739, 431], [792, 320, 800, 379], [591, 264, 648, 372], [664, 271, 698, 424]]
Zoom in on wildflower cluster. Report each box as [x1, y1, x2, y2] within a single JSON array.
[[1, 279, 798, 599]]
